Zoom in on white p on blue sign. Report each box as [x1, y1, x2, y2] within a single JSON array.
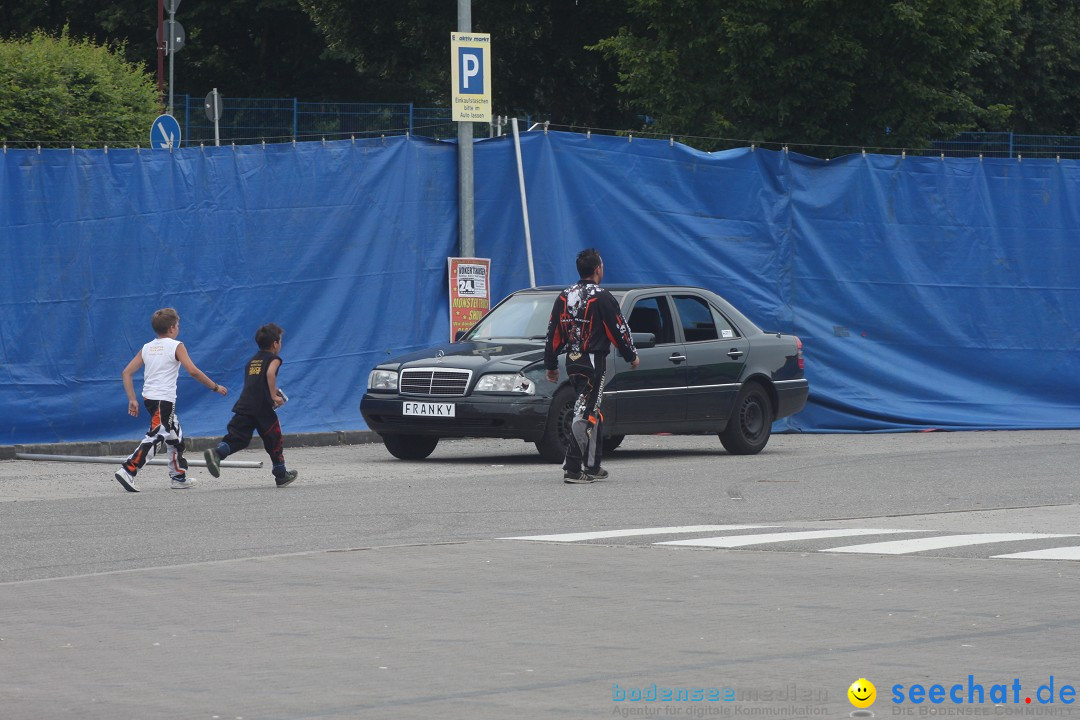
[[450, 32, 491, 122], [458, 47, 484, 94], [151, 114, 182, 149]]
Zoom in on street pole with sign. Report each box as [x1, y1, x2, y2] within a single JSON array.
[[455, 0, 475, 257], [163, 0, 184, 116]]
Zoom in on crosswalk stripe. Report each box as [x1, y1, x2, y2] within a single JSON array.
[[823, 533, 1078, 555], [499, 525, 775, 542], [656, 528, 917, 548], [991, 546, 1080, 560]]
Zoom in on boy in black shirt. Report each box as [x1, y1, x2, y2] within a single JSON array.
[[203, 323, 298, 487]]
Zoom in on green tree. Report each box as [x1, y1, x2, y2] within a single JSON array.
[[0, 0, 372, 102], [0, 29, 160, 145], [297, 0, 634, 127], [974, 0, 1080, 135], [593, 0, 1018, 152]]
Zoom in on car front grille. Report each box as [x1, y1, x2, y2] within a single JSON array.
[[399, 368, 472, 396]]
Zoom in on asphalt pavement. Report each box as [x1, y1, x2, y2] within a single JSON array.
[[1, 431, 1078, 719]]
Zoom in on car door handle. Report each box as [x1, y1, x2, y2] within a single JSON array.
[[727, 348, 744, 359], [668, 353, 686, 364]]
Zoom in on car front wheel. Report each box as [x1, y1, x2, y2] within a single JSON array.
[[719, 382, 773, 455], [381, 434, 439, 460], [535, 386, 576, 463], [602, 434, 625, 453]]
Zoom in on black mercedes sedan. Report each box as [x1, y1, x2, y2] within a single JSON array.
[[360, 285, 808, 462]]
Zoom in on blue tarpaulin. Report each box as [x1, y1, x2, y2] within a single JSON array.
[[3, 131, 1080, 445]]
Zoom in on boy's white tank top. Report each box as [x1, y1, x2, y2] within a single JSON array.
[[141, 337, 182, 402]]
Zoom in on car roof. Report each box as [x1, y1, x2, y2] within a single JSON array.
[[519, 284, 711, 293]]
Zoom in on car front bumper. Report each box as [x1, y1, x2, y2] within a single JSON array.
[[360, 393, 552, 441]]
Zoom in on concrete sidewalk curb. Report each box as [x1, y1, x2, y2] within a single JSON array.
[[0, 430, 382, 461]]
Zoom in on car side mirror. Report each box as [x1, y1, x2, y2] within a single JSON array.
[[631, 332, 656, 349], [453, 330, 468, 342]]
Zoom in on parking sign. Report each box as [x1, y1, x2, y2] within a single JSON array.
[[450, 33, 492, 122]]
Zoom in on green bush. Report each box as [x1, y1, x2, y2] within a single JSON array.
[[0, 29, 160, 147]]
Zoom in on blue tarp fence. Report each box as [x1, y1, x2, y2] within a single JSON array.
[[3, 131, 1080, 445]]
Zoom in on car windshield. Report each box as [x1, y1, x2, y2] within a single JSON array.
[[463, 291, 560, 341]]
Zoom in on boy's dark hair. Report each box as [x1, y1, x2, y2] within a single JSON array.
[[151, 308, 180, 335], [255, 323, 284, 350], [577, 248, 603, 279]]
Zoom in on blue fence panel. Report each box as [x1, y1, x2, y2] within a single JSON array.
[[6, 130, 1080, 445], [934, 131, 1080, 159]]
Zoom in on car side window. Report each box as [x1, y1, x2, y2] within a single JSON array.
[[673, 295, 719, 343], [628, 296, 675, 345], [710, 305, 740, 339]]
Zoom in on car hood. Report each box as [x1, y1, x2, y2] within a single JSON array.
[[389, 340, 546, 373]]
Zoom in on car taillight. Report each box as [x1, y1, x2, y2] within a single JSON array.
[[795, 336, 804, 370]]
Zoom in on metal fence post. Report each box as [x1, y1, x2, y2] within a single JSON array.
[[409, 103, 414, 136], [1009, 130, 1014, 159], [184, 95, 191, 146], [293, 97, 299, 140]]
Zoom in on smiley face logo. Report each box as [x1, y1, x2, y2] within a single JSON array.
[[848, 678, 876, 708]]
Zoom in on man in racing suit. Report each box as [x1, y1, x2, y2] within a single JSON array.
[[544, 248, 640, 484]]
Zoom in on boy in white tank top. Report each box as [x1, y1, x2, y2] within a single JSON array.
[[114, 308, 229, 492]]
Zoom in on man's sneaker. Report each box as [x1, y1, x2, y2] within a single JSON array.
[[203, 448, 221, 478], [584, 467, 609, 480], [563, 471, 594, 484], [275, 470, 298, 488], [171, 477, 197, 489], [114, 467, 139, 493]]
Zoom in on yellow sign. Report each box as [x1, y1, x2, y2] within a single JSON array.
[[450, 32, 492, 122]]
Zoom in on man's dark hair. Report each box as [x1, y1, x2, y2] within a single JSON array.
[[576, 248, 603, 279], [255, 323, 284, 350]]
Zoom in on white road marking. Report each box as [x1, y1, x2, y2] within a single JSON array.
[[824, 533, 1078, 555], [992, 546, 1080, 560], [657, 528, 916, 548], [499, 525, 775, 542]]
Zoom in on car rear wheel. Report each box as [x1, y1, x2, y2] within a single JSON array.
[[381, 433, 439, 460], [602, 434, 625, 453], [719, 382, 773, 455], [535, 386, 576, 463]]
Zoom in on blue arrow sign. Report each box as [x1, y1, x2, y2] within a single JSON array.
[[151, 114, 182, 149]]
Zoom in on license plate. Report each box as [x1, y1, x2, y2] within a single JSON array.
[[402, 402, 456, 417]]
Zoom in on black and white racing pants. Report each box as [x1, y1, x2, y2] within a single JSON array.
[[122, 399, 187, 480], [564, 352, 607, 474]]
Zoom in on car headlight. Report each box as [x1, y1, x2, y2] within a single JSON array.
[[368, 369, 398, 391], [475, 373, 536, 395]]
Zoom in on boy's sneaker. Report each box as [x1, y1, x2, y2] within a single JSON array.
[[563, 470, 594, 484], [203, 448, 221, 478], [275, 470, 298, 488], [114, 467, 139, 493], [584, 467, 609, 480], [170, 477, 197, 489]]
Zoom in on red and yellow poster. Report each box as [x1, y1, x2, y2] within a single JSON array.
[[448, 257, 491, 341]]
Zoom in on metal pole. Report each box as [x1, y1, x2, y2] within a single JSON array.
[[157, 0, 165, 101], [15, 453, 263, 469], [167, 8, 176, 115], [512, 118, 536, 287], [213, 87, 220, 146], [457, 0, 475, 257]]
